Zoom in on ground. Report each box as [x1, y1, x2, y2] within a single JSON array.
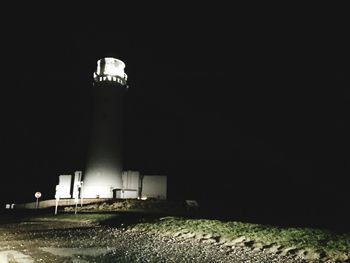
[[1, 211, 343, 263], [0, 218, 307, 263], [1, 199, 349, 263]]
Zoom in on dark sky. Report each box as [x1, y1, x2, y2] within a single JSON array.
[[0, 7, 348, 218]]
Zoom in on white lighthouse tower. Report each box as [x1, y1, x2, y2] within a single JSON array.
[[53, 57, 168, 202], [81, 57, 128, 198]]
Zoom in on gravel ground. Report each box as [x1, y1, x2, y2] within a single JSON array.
[[0, 220, 310, 262]]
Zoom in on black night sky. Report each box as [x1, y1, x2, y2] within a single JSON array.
[[0, 7, 348, 228]]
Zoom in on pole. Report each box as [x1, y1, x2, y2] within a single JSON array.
[[36, 198, 39, 209], [55, 197, 59, 215], [74, 196, 78, 215]]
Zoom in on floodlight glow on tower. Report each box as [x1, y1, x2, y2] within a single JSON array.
[[82, 57, 128, 198]]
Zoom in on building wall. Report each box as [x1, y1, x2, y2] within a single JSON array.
[[72, 171, 82, 199], [142, 176, 167, 200], [55, 170, 167, 200], [55, 175, 72, 198], [115, 189, 138, 199], [122, 170, 140, 191]]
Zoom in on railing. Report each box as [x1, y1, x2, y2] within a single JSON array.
[[93, 73, 127, 85]]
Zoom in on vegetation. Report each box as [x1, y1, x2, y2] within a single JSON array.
[[32, 213, 118, 224], [5, 210, 350, 262], [35, 212, 350, 262], [130, 216, 350, 262]]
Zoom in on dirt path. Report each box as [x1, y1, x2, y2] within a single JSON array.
[[0, 219, 307, 262]]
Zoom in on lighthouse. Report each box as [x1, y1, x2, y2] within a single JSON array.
[[81, 57, 128, 198], [53, 57, 167, 202]]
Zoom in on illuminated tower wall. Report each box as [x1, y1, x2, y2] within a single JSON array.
[[82, 58, 128, 198]]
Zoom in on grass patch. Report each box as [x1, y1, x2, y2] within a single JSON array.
[[129, 216, 350, 262], [30, 213, 119, 224]]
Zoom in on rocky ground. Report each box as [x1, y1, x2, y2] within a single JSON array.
[[0, 218, 312, 263]]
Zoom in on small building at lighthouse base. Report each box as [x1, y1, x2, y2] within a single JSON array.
[[54, 170, 167, 201]]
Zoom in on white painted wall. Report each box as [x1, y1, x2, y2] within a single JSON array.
[[72, 171, 82, 199], [82, 185, 113, 199], [55, 175, 72, 198], [122, 170, 140, 191], [142, 176, 167, 200], [66, 170, 167, 200], [114, 189, 138, 199]]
